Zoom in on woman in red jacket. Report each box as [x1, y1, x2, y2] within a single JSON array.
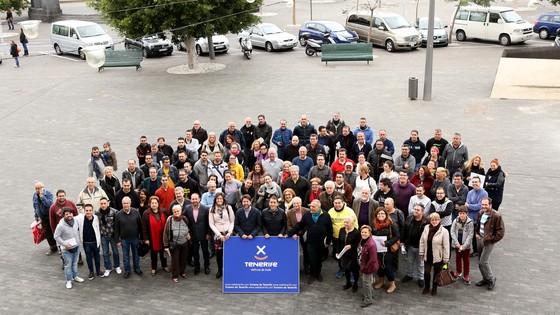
[[142, 196, 169, 276], [358, 225, 378, 308]]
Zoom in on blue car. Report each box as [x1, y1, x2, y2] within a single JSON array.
[[533, 12, 560, 39], [298, 21, 359, 46]]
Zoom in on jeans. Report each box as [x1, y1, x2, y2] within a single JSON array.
[[406, 246, 424, 279], [361, 272, 374, 303], [377, 252, 395, 281], [121, 238, 140, 273], [83, 242, 101, 273], [101, 235, 120, 270], [191, 239, 210, 268], [477, 239, 495, 281], [14, 57, 19, 67], [22, 42, 28, 55], [62, 247, 80, 281]]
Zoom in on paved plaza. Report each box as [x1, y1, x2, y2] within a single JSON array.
[[0, 0, 559, 314]]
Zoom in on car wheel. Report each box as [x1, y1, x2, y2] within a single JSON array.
[[195, 44, 203, 56], [456, 30, 466, 41], [385, 39, 394, 52], [167, 50, 172, 56], [54, 44, 63, 55], [499, 34, 511, 46], [78, 48, 86, 60], [265, 42, 274, 52], [539, 28, 549, 39], [299, 37, 307, 46], [142, 48, 148, 58]]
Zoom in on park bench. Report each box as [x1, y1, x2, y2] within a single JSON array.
[[98, 49, 143, 72], [321, 43, 373, 65]]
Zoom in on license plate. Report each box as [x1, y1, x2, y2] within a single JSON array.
[[409, 42, 415, 47], [434, 40, 439, 43], [216, 45, 225, 49], [159, 48, 167, 51]]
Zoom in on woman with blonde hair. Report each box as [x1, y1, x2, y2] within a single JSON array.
[[201, 132, 225, 162], [430, 167, 450, 197], [462, 155, 485, 188]]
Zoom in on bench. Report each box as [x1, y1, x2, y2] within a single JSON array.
[[98, 49, 143, 72], [321, 43, 373, 65]]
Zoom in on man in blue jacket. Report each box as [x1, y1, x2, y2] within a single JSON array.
[[33, 182, 56, 254]]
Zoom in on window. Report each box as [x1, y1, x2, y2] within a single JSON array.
[[456, 10, 469, 21], [315, 24, 327, 33], [373, 17, 383, 28], [58, 25, 69, 36], [553, 15, 560, 23], [70, 28, 77, 38], [348, 15, 370, 26], [488, 13, 500, 23], [52, 25, 59, 35], [469, 12, 487, 22]]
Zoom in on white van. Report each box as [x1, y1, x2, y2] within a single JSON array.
[[51, 20, 114, 59], [453, 6, 533, 45]]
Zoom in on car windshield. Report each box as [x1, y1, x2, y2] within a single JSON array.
[[501, 10, 523, 23], [418, 18, 443, 29], [323, 21, 346, 32], [384, 15, 411, 29], [262, 25, 283, 35], [77, 25, 105, 38]]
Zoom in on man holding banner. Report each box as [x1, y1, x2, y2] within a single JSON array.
[[288, 199, 333, 284]]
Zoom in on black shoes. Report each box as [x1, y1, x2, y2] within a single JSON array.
[[304, 265, 310, 275], [488, 277, 496, 290], [307, 276, 315, 284], [123, 272, 131, 279], [418, 279, 425, 288], [342, 283, 352, 290], [194, 267, 200, 275], [88, 272, 94, 280], [316, 273, 323, 282], [352, 283, 358, 292], [134, 269, 143, 276], [476, 279, 489, 286], [402, 275, 413, 283], [205, 267, 211, 275]]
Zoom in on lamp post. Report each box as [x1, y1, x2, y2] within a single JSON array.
[[310, 0, 313, 20]]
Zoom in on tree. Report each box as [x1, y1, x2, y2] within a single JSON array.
[[0, 0, 28, 15], [90, 0, 262, 69]]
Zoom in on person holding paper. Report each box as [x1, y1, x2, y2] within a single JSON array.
[[54, 207, 84, 289], [337, 217, 360, 292], [372, 207, 400, 294]]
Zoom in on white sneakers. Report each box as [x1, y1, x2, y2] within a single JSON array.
[[103, 269, 112, 277], [66, 281, 72, 289], [115, 267, 122, 275], [73, 276, 85, 283]]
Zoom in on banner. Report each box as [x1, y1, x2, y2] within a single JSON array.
[[223, 236, 299, 293]]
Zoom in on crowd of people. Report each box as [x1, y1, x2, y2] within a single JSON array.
[[33, 113, 506, 306]]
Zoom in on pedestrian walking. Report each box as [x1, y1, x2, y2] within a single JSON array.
[[20, 28, 29, 56], [6, 9, 14, 30], [10, 40, 19, 68]]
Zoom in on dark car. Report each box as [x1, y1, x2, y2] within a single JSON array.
[[298, 21, 358, 46], [533, 12, 560, 39], [124, 34, 173, 57]]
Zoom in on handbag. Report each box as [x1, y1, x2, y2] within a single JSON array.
[[137, 242, 150, 257], [389, 226, 401, 253], [436, 263, 457, 287], [31, 221, 45, 245]]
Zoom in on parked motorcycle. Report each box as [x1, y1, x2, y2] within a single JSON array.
[[240, 36, 252, 59], [301, 32, 335, 57]]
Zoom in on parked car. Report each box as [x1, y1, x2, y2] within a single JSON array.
[[346, 11, 421, 52], [237, 23, 297, 52], [453, 6, 533, 45], [177, 34, 230, 55], [415, 17, 448, 47], [298, 21, 359, 46], [51, 20, 114, 60], [533, 12, 560, 39], [124, 34, 173, 57]]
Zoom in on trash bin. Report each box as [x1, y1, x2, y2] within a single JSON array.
[[408, 76, 418, 100]]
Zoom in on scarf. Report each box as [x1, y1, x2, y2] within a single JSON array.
[[435, 196, 448, 204], [427, 223, 440, 242], [105, 175, 116, 186], [374, 220, 389, 231], [99, 208, 108, 225], [66, 218, 75, 227], [311, 210, 321, 223], [486, 165, 502, 177], [309, 189, 322, 202]]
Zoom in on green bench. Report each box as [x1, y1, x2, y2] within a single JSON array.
[[98, 49, 143, 72], [321, 43, 373, 65]]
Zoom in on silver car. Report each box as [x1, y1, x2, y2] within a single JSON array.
[[415, 17, 449, 47], [346, 11, 422, 52], [237, 23, 297, 52]]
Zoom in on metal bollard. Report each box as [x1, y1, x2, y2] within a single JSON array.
[[408, 76, 418, 100]]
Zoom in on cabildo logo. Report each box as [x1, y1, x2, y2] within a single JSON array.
[[254, 245, 268, 260], [244, 245, 278, 269]]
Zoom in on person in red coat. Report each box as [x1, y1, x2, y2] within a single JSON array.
[[358, 225, 378, 308], [142, 196, 169, 276]]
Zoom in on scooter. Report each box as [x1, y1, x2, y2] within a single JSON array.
[[301, 32, 335, 57], [240, 36, 252, 59]]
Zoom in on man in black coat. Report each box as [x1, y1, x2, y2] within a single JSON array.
[[234, 195, 261, 239], [183, 193, 211, 275]]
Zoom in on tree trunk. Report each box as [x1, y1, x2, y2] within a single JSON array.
[[368, 9, 374, 43], [209, 34, 215, 60], [184, 34, 197, 69], [448, 4, 460, 45]]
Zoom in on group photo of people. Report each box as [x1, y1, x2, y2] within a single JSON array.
[[32, 113, 505, 307]]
